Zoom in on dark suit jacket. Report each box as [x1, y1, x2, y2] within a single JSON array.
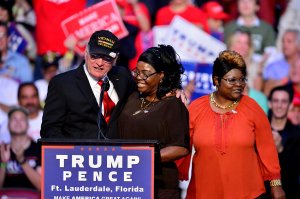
[[40, 62, 136, 139], [279, 134, 300, 198]]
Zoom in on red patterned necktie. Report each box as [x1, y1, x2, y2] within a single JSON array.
[[97, 80, 115, 123]]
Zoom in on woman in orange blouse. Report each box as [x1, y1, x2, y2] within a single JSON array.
[[183, 50, 285, 198]]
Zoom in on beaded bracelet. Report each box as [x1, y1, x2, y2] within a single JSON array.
[[270, 179, 282, 187]]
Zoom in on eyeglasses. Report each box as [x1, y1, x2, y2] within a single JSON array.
[[221, 77, 247, 85], [89, 53, 113, 64], [132, 70, 158, 80]]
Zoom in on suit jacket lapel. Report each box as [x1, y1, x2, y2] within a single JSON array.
[[108, 72, 121, 101], [107, 67, 130, 126], [75, 63, 99, 113]]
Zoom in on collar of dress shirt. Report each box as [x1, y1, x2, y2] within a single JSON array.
[[83, 63, 109, 87]]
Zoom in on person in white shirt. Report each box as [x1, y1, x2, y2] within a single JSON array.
[[17, 82, 43, 142]]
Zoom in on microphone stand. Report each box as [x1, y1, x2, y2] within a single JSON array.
[[97, 77, 109, 140]]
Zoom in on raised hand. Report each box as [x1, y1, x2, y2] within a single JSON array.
[[0, 143, 11, 163]]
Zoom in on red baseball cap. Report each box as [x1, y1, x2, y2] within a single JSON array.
[[202, 1, 229, 20], [293, 93, 300, 106]]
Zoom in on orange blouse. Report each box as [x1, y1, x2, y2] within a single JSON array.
[[185, 95, 281, 199]]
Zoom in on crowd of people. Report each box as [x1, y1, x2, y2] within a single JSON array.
[[0, 0, 300, 198]]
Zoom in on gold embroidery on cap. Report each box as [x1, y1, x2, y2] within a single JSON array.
[[98, 36, 114, 49]]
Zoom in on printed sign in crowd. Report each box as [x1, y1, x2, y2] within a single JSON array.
[[42, 145, 155, 199], [61, 0, 128, 55], [8, 24, 28, 55], [153, 16, 226, 99], [182, 62, 215, 100], [60, 2, 225, 99]]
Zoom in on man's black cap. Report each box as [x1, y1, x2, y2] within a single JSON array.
[[87, 30, 120, 58]]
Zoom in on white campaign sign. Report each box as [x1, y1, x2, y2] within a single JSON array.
[[153, 16, 226, 64]]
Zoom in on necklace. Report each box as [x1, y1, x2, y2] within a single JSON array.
[[210, 92, 239, 109], [132, 97, 157, 116]]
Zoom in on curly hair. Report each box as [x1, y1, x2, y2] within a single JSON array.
[[212, 50, 247, 86], [138, 44, 184, 99]]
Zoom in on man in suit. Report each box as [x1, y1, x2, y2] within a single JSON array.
[[40, 30, 136, 139]]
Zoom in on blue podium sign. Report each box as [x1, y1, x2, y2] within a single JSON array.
[[42, 144, 155, 199]]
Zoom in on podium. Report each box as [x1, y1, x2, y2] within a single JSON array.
[[39, 138, 160, 199]]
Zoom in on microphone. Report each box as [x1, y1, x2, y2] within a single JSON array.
[[97, 77, 109, 139]]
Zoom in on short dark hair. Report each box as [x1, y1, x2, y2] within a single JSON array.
[[212, 50, 247, 86], [0, 1, 14, 21], [0, 21, 8, 36], [17, 82, 39, 100], [268, 85, 294, 103], [138, 44, 184, 99], [41, 55, 59, 71], [8, 106, 29, 119]]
